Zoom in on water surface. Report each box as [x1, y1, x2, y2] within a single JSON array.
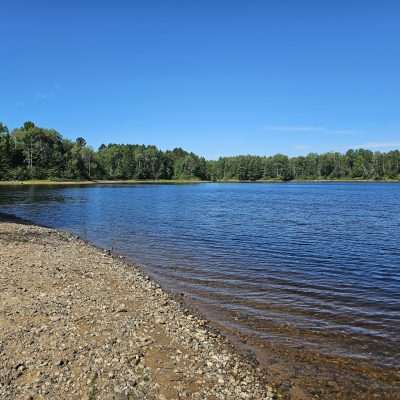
[[1, 183, 399, 373]]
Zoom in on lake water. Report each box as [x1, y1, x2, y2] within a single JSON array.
[[1, 183, 399, 378]]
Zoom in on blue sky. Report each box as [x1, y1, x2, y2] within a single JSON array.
[[1, 0, 399, 159]]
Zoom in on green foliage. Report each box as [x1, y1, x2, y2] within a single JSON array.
[[97, 145, 207, 180], [0, 121, 102, 180], [214, 150, 400, 181], [0, 123, 12, 179], [0, 120, 399, 181]]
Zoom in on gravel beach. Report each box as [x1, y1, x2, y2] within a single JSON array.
[[0, 217, 278, 400]]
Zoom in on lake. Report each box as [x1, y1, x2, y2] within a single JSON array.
[[1, 182, 399, 392]]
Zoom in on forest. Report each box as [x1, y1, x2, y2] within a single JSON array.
[[1, 121, 399, 181]]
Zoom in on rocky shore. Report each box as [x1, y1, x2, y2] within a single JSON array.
[[0, 217, 279, 400]]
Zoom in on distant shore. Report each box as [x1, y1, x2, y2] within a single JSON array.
[[0, 179, 209, 186], [0, 178, 399, 186]]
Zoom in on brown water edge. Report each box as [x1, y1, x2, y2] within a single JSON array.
[[64, 239, 400, 400], [140, 271, 400, 400], [1, 213, 399, 399], [188, 299, 400, 400]]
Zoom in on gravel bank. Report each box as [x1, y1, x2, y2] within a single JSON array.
[[0, 218, 279, 400]]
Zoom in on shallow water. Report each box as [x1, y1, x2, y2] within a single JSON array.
[[1, 182, 399, 371]]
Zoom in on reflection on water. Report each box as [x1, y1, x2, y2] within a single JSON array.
[[1, 183, 399, 369]]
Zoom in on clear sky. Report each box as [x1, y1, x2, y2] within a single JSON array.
[[1, 0, 399, 159]]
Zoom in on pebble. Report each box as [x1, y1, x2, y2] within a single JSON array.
[[0, 220, 277, 400]]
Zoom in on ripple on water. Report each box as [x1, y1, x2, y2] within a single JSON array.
[[1, 182, 399, 371]]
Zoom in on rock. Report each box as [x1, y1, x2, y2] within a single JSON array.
[[116, 304, 128, 313]]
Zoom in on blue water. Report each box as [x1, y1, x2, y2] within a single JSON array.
[[1, 183, 399, 369]]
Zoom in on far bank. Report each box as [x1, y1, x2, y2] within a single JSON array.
[[0, 178, 399, 186]]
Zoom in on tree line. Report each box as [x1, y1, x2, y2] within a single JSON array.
[[1, 121, 399, 181], [0, 121, 208, 180], [208, 150, 400, 181]]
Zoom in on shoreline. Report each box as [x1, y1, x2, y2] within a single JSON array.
[[0, 179, 210, 186], [0, 178, 399, 186], [1, 213, 399, 399], [0, 214, 277, 400]]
